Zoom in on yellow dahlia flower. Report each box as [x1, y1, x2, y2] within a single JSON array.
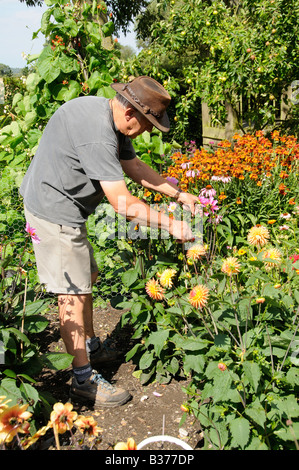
[[188, 284, 209, 309], [262, 247, 282, 269], [186, 244, 206, 261], [221, 257, 241, 276], [247, 225, 270, 248], [145, 278, 165, 300], [159, 268, 177, 288]]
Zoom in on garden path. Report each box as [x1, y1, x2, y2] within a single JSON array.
[[38, 304, 202, 450]]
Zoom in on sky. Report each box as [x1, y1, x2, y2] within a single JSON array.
[[0, 0, 137, 69]]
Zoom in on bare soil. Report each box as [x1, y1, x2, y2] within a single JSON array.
[[36, 304, 203, 451]]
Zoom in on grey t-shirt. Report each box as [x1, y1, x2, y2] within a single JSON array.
[[20, 96, 136, 226]]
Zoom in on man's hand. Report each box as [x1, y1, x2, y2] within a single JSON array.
[[177, 192, 202, 216], [100, 180, 196, 243], [170, 219, 195, 243]]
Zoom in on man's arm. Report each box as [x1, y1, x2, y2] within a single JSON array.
[[100, 179, 194, 243], [120, 157, 199, 215]]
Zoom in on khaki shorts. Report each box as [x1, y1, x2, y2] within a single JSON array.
[[24, 207, 98, 295]]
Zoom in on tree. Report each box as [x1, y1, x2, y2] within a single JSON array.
[[0, 64, 12, 77], [105, 0, 149, 35], [18, 0, 149, 35], [129, 0, 299, 140], [19, 0, 43, 6]]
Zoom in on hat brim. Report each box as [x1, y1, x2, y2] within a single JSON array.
[[110, 82, 170, 133]]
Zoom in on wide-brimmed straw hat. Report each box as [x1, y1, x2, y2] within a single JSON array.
[[111, 76, 171, 132]]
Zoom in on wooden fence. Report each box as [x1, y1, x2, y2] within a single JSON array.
[[201, 85, 295, 146]]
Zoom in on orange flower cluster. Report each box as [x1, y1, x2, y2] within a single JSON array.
[[165, 131, 299, 191], [0, 399, 102, 449], [51, 35, 66, 51]]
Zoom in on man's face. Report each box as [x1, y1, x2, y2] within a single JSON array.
[[125, 111, 154, 139]]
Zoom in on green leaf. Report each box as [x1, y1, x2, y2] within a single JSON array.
[[87, 22, 102, 43], [245, 398, 266, 428], [121, 269, 138, 287], [214, 333, 231, 351], [41, 8, 53, 34], [21, 300, 48, 316], [64, 18, 79, 36], [20, 382, 39, 407], [64, 80, 81, 101], [12, 92, 23, 107], [37, 47, 61, 84], [183, 352, 205, 374], [262, 284, 280, 297], [53, 7, 65, 23], [140, 368, 155, 385], [87, 70, 112, 92], [139, 350, 155, 369], [146, 329, 170, 356], [208, 420, 229, 449], [166, 357, 179, 375], [0, 378, 22, 406], [175, 336, 208, 351], [41, 352, 73, 370], [211, 369, 233, 403], [24, 110, 37, 129], [97, 85, 115, 99], [286, 367, 299, 386], [151, 135, 164, 154], [274, 422, 299, 442], [102, 21, 115, 37], [217, 275, 227, 295], [15, 315, 49, 334], [242, 361, 261, 393], [6, 327, 30, 345], [59, 54, 80, 74], [125, 343, 143, 362], [271, 395, 299, 420], [2, 369, 17, 378], [230, 417, 250, 449]]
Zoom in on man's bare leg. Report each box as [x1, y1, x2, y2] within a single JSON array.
[[58, 293, 92, 368], [58, 273, 131, 406], [58, 271, 98, 368]]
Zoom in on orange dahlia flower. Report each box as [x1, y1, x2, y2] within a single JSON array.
[[221, 257, 241, 276], [145, 278, 165, 300], [0, 403, 32, 444], [186, 244, 206, 261], [114, 437, 137, 450], [74, 415, 102, 436], [50, 402, 78, 434], [188, 285, 209, 309]]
